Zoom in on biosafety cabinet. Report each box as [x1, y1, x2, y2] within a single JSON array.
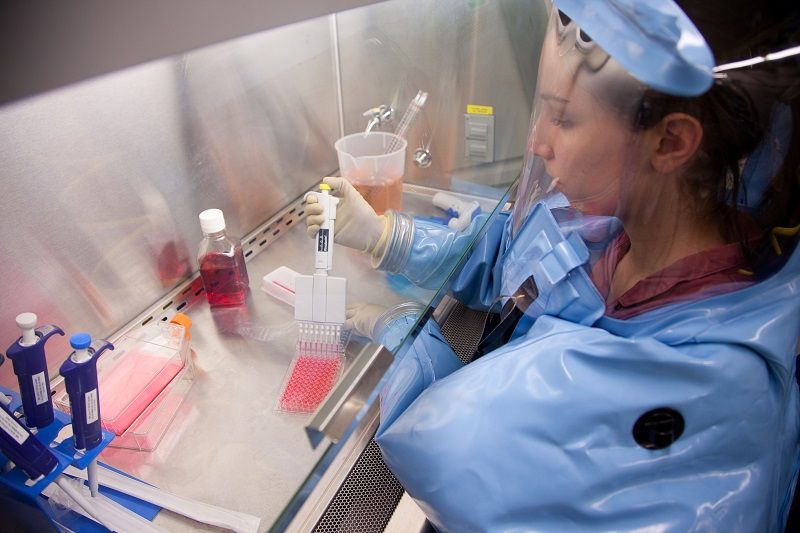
[[0, 0, 545, 530]]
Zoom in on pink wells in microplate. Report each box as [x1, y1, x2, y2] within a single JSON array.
[[278, 353, 342, 414]]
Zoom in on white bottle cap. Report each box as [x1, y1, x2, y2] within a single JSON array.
[[199, 209, 226, 234]]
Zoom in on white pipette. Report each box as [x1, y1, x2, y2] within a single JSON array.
[[295, 183, 347, 351]]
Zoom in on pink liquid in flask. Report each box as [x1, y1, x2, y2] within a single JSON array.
[[199, 251, 249, 306], [99, 353, 184, 435]]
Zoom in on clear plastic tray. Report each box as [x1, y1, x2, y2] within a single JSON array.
[[110, 362, 194, 451], [54, 321, 193, 449]]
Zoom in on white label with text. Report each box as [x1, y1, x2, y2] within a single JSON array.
[[0, 407, 29, 445], [33, 371, 48, 405], [85, 389, 99, 424]]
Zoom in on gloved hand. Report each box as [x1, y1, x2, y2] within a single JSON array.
[[305, 177, 389, 257], [345, 303, 387, 340]]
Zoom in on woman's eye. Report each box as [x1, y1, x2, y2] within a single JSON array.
[[550, 117, 572, 128]]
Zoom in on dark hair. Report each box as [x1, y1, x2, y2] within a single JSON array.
[[631, 0, 800, 267], [575, 1, 799, 266], [633, 80, 763, 247]]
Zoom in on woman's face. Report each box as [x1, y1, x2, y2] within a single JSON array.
[[531, 77, 642, 217], [512, 9, 657, 228]]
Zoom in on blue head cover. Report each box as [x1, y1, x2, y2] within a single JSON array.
[[554, 0, 715, 96]]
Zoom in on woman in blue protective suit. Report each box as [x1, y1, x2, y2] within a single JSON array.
[[305, 0, 800, 530]]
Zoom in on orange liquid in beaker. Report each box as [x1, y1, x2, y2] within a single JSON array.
[[351, 173, 403, 214]]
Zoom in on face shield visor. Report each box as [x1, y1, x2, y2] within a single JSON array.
[[474, 0, 800, 354], [511, 0, 716, 235], [512, 11, 642, 234]]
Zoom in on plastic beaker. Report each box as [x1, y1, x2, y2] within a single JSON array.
[[334, 132, 407, 214]]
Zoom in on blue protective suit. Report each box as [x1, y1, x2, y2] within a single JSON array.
[[375, 205, 800, 532]]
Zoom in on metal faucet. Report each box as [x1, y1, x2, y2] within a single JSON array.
[[362, 104, 394, 133]]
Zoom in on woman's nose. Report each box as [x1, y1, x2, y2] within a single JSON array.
[[533, 141, 554, 160], [531, 117, 554, 159]]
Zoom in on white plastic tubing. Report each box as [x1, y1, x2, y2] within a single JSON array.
[[64, 464, 261, 533], [49, 476, 163, 533]]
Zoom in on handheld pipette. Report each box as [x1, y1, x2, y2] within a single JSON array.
[[0, 407, 140, 532], [59, 333, 113, 497], [295, 183, 347, 350], [0, 392, 7, 411], [0, 401, 59, 482], [0, 354, 8, 410], [312, 184, 337, 274], [5, 313, 64, 429]]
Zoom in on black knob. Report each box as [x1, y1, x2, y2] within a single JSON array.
[[633, 407, 685, 450]]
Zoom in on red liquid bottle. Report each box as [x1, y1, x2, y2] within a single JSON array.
[[197, 209, 250, 306]]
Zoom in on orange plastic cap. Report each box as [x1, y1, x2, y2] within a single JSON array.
[[170, 313, 193, 339]]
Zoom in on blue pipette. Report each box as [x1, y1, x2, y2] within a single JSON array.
[[59, 332, 113, 497], [0, 401, 59, 482], [5, 313, 64, 429]]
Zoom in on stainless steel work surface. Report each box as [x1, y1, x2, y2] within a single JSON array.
[[95, 187, 499, 531]]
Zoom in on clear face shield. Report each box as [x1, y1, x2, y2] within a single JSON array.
[[499, 0, 799, 325], [512, 7, 651, 235]]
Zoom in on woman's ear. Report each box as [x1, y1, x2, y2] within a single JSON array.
[[651, 112, 703, 174]]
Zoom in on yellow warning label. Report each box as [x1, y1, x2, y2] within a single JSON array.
[[466, 104, 494, 115]]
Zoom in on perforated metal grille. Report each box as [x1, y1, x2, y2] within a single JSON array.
[[438, 302, 489, 364], [313, 439, 404, 533]]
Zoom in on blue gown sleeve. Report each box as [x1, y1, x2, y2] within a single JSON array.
[[378, 319, 463, 430], [383, 211, 511, 311], [375, 315, 800, 532]]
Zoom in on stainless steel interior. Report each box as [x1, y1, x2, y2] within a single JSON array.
[[0, 0, 545, 392], [68, 186, 497, 532], [0, 0, 547, 530]]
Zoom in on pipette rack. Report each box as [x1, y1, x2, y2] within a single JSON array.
[[0, 385, 155, 531]]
